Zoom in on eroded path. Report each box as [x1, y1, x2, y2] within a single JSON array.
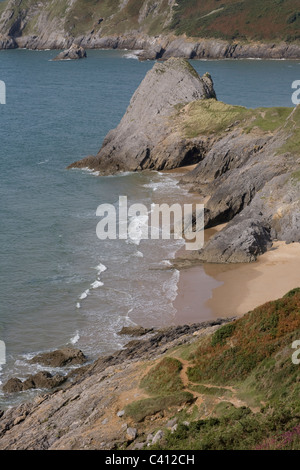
[[173, 356, 260, 414]]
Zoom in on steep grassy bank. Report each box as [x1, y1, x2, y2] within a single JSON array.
[[125, 289, 300, 450]]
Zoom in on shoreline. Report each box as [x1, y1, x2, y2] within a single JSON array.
[[1, 34, 300, 61]]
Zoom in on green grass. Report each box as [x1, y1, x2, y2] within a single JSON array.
[[140, 357, 184, 396], [211, 323, 236, 347], [277, 106, 300, 155], [171, 99, 249, 138], [244, 107, 292, 133], [124, 392, 194, 422], [151, 403, 300, 450], [124, 290, 300, 449], [170, 100, 297, 152]]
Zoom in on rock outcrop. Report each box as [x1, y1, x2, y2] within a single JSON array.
[[53, 43, 87, 61], [30, 348, 87, 368], [68, 58, 216, 174], [178, 106, 300, 263]]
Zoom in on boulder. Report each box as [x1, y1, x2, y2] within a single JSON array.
[[126, 427, 137, 441], [2, 378, 24, 393], [22, 371, 66, 390], [152, 430, 164, 444], [30, 348, 87, 368], [53, 43, 87, 61], [117, 326, 153, 337], [2, 371, 66, 393]]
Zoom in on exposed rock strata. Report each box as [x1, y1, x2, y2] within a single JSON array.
[[179, 112, 300, 262]]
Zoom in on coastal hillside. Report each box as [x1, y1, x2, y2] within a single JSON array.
[[0, 0, 300, 57], [0, 289, 299, 450]]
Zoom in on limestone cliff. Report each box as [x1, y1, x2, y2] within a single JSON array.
[[68, 58, 217, 173]]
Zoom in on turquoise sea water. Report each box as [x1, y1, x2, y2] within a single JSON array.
[[0, 49, 299, 406]]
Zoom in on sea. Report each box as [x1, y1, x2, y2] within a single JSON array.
[[0, 48, 299, 407]]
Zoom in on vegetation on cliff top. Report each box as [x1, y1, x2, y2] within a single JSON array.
[[170, 98, 295, 140]]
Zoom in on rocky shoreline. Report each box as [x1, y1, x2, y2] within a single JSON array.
[[1, 32, 300, 60], [0, 319, 231, 449]]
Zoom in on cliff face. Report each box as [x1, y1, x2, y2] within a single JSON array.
[[178, 105, 300, 263], [0, 0, 300, 58]]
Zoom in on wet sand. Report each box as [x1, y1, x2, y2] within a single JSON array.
[[174, 241, 300, 323]]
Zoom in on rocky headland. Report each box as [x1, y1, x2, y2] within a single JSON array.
[[69, 57, 300, 264]]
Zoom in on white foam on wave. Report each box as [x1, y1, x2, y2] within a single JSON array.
[[133, 251, 144, 258], [126, 214, 149, 246], [70, 331, 80, 345], [76, 302, 81, 309], [95, 263, 107, 275], [143, 175, 189, 194], [163, 269, 180, 302], [124, 52, 139, 60], [91, 280, 104, 289], [71, 167, 100, 177], [160, 259, 172, 266], [123, 50, 143, 60], [80, 289, 90, 300]]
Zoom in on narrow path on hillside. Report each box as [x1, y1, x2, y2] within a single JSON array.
[[176, 356, 260, 413]]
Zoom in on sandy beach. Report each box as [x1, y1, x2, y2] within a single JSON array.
[[165, 164, 300, 323], [174, 240, 300, 323]]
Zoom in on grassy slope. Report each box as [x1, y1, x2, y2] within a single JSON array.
[[125, 289, 300, 450], [170, 98, 300, 162], [1, 0, 300, 43], [170, 98, 296, 139]]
